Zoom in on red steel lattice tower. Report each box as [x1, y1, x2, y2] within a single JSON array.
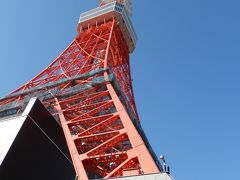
[[0, 0, 162, 179]]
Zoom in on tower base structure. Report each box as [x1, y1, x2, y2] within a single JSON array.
[[0, 98, 174, 180]]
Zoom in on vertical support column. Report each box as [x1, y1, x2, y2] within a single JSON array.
[[54, 98, 89, 180], [106, 83, 160, 174]]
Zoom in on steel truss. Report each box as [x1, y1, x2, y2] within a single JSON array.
[[0, 19, 160, 179]]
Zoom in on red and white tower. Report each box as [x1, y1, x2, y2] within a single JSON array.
[[0, 1, 169, 179]]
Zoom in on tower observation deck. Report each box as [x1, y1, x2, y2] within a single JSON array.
[[0, 0, 173, 179]]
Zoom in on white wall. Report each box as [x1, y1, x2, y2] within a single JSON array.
[[0, 116, 26, 165]]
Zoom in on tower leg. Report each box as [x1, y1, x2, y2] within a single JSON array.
[[106, 83, 160, 174], [55, 98, 89, 180]]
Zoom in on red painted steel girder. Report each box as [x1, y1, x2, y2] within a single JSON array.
[[0, 19, 160, 179]]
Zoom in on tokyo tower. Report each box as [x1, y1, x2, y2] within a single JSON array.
[[0, 0, 173, 179]]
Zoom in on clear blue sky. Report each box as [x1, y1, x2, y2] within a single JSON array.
[[0, 0, 240, 179]]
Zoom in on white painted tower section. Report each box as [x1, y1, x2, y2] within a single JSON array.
[[99, 0, 132, 16]]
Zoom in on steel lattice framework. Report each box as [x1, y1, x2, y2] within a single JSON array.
[[0, 1, 161, 179]]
